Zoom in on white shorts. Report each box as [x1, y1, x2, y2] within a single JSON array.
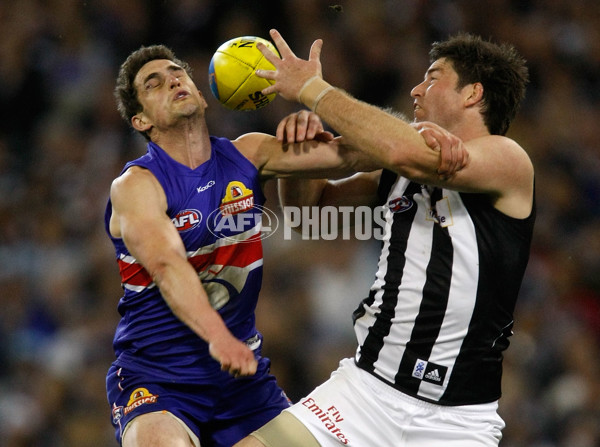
[[284, 358, 505, 447]]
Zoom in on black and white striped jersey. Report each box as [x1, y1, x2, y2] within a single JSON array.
[[353, 169, 535, 405]]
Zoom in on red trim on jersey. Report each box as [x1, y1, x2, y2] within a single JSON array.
[[118, 259, 153, 287], [188, 233, 263, 271], [117, 233, 263, 289]]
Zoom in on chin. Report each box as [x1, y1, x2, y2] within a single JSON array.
[[413, 110, 426, 122], [179, 103, 200, 116]]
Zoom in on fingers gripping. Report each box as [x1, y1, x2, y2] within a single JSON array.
[[277, 110, 326, 143], [415, 122, 468, 178]]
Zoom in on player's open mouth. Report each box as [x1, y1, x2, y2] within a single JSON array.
[[174, 90, 189, 100]]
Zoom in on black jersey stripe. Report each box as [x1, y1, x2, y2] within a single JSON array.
[[377, 169, 398, 204], [356, 181, 421, 373]]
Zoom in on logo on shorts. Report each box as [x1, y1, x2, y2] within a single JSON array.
[[411, 359, 448, 386], [123, 387, 159, 415], [112, 403, 124, 424], [301, 397, 349, 445]]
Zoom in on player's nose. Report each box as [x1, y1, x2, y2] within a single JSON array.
[[168, 74, 181, 88], [411, 80, 426, 98]]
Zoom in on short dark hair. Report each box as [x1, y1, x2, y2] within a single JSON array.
[[114, 45, 193, 140], [430, 34, 529, 136]]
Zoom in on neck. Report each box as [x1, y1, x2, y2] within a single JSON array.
[[445, 113, 490, 142], [455, 124, 490, 142], [151, 115, 211, 168]]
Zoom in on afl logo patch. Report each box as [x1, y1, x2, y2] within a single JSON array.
[[389, 196, 413, 213], [172, 209, 202, 232]]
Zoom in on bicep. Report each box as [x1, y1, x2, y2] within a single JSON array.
[[443, 136, 533, 194], [111, 169, 186, 269], [441, 136, 534, 218]]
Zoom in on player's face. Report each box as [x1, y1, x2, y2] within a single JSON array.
[[133, 59, 207, 127], [410, 58, 466, 131]]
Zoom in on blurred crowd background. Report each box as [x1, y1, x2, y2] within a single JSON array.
[[1, 0, 599, 445]]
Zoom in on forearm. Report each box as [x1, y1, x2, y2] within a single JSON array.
[[150, 256, 258, 376], [237, 133, 375, 181], [299, 78, 439, 180], [255, 30, 442, 180], [152, 258, 230, 343]]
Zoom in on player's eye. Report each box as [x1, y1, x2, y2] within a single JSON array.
[[145, 79, 159, 90]]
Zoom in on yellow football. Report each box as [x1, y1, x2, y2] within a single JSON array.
[[208, 36, 280, 111]]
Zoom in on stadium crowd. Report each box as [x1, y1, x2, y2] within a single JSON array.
[[0, 0, 599, 445]]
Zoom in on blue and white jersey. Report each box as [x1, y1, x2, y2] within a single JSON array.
[[353, 169, 535, 405], [105, 137, 266, 382]]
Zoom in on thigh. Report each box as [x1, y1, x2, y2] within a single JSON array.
[[122, 411, 197, 447], [248, 411, 321, 447], [107, 365, 214, 445]]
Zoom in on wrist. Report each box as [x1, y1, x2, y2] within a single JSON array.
[[298, 76, 335, 111]]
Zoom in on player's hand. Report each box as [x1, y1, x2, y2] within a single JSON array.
[[208, 334, 258, 378], [276, 110, 335, 144], [256, 29, 323, 102], [412, 121, 469, 179]]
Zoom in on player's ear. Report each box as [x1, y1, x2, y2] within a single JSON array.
[[196, 88, 208, 109], [132, 113, 152, 132], [464, 82, 484, 107]]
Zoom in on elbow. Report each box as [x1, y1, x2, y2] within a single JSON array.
[[145, 250, 184, 287], [147, 260, 171, 287]]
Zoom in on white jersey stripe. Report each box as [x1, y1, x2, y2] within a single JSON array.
[[417, 189, 479, 400]]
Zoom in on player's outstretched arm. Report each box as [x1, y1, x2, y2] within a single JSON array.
[[257, 30, 468, 185], [110, 167, 258, 377]]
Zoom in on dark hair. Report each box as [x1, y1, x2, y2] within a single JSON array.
[[114, 45, 193, 140], [429, 34, 529, 135]]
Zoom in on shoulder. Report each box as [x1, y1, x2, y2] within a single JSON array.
[[460, 135, 534, 218], [470, 135, 531, 165], [457, 134, 533, 183], [112, 165, 157, 188], [475, 135, 533, 186], [110, 166, 164, 206], [231, 132, 277, 169]]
